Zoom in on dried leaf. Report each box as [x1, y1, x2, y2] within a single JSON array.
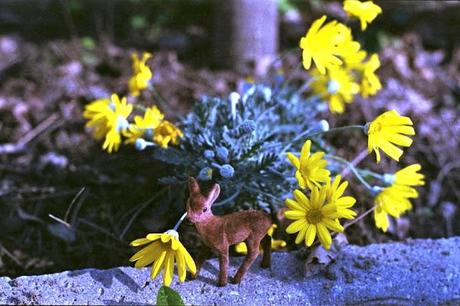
[[304, 233, 348, 278]]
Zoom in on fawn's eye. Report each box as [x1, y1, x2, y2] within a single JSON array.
[[202, 207, 208, 212]]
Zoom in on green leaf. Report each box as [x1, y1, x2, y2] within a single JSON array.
[[156, 286, 184, 306]]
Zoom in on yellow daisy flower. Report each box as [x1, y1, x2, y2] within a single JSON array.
[[129, 52, 153, 97], [83, 94, 133, 153], [360, 54, 382, 97], [129, 230, 196, 287], [124, 106, 164, 144], [394, 164, 425, 187], [366, 110, 415, 163], [299, 15, 360, 74], [343, 0, 382, 31], [325, 175, 357, 219], [234, 224, 287, 254], [83, 98, 112, 140], [311, 67, 360, 113], [153, 120, 184, 148], [102, 94, 133, 153], [374, 185, 418, 232], [285, 187, 344, 250], [287, 140, 331, 190]]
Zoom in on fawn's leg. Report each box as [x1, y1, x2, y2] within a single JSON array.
[[260, 234, 271, 269], [189, 246, 212, 280], [232, 237, 260, 284], [217, 248, 229, 287]]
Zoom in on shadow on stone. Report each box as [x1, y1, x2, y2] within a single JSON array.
[[68, 268, 140, 293], [195, 274, 217, 286], [201, 260, 219, 276]]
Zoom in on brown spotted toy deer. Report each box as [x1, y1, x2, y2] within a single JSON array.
[[186, 177, 272, 286]]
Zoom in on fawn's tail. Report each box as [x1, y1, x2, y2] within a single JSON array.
[[260, 234, 271, 268]]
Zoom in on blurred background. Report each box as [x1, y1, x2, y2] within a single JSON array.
[[0, 0, 459, 277]]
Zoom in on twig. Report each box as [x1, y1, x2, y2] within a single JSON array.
[[0, 113, 61, 154], [341, 149, 368, 177], [0, 243, 21, 266], [65, 187, 86, 225], [48, 187, 87, 228], [119, 188, 167, 240], [343, 206, 376, 230], [48, 214, 71, 228], [78, 218, 125, 243]]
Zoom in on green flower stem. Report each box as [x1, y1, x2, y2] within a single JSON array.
[[282, 125, 364, 153], [357, 169, 384, 180], [307, 125, 365, 138], [326, 154, 373, 192], [173, 212, 188, 231]]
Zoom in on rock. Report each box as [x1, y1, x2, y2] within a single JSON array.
[[1, 237, 460, 305]]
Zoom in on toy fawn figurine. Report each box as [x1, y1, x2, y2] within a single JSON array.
[[186, 177, 272, 286]]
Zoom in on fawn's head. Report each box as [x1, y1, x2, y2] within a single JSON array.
[[186, 177, 220, 223]]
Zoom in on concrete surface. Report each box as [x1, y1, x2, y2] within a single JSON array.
[[1, 237, 459, 305]]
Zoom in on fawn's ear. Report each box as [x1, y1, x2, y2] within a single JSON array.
[[188, 177, 200, 194], [207, 183, 220, 205]]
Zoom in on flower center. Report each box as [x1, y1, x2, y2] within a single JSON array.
[[300, 164, 311, 178], [116, 116, 129, 132], [369, 122, 383, 133], [306, 209, 322, 224]]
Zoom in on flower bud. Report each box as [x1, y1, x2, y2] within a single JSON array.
[[135, 138, 154, 151], [197, 167, 213, 181], [319, 120, 329, 132], [203, 150, 215, 160], [219, 164, 235, 178], [383, 173, 395, 185], [371, 185, 383, 195], [216, 146, 229, 162]]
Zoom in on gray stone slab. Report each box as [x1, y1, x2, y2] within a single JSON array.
[[1, 237, 459, 305]]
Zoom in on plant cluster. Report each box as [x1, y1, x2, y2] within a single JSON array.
[[82, 0, 425, 296]]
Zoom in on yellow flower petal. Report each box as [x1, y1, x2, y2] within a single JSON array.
[[293, 189, 311, 209], [322, 218, 344, 233], [179, 244, 196, 274], [134, 242, 163, 268], [317, 223, 332, 250], [163, 252, 175, 286], [305, 224, 317, 247], [130, 238, 151, 247], [150, 250, 167, 279], [286, 219, 308, 234], [295, 224, 308, 244], [285, 199, 306, 212], [175, 251, 187, 282], [287, 153, 300, 169], [285, 210, 306, 219]]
